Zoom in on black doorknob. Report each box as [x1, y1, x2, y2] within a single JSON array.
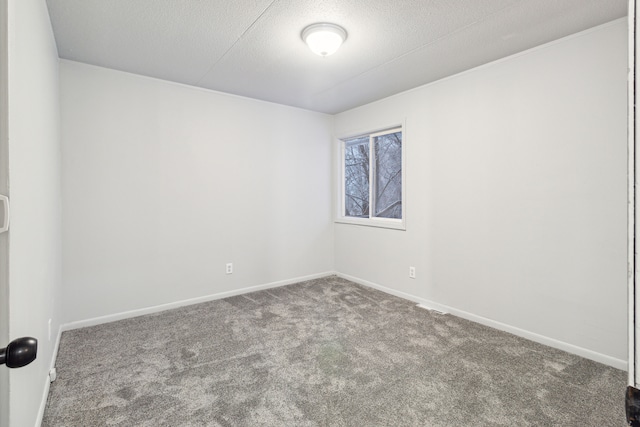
[[0, 337, 37, 368]]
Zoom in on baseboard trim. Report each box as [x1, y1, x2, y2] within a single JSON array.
[[416, 303, 448, 315], [35, 325, 63, 427], [34, 376, 50, 427], [54, 270, 626, 369], [337, 273, 627, 370], [50, 326, 63, 373], [60, 271, 335, 332]]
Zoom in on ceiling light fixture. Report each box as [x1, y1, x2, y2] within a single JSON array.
[[301, 23, 347, 57]]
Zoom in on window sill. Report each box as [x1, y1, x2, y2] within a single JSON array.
[[334, 217, 406, 231]]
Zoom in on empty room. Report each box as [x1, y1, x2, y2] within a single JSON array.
[[0, 0, 634, 426]]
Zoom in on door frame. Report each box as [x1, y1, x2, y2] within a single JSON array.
[[0, 0, 9, 424], [630, 0, 637, 388]]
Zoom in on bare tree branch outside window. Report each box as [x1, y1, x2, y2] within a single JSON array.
[[344, 136, 369, 217], [343, 130, 402, 220], [373, 132, 402, 219]]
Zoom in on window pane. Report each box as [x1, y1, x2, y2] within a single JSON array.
[[373, 132, 402, 219], [344, 137, 370, 217]]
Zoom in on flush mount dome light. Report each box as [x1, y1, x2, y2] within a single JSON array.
[[301, 23, 347, 57]]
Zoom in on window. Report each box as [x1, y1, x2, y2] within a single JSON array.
[[338, 127, 404, 229]]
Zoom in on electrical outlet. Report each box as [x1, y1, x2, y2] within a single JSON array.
[[226, 263, 233, 274], [409, 266, 416, 279]]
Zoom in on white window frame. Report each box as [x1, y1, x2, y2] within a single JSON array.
[[336, 124, 406, 230]]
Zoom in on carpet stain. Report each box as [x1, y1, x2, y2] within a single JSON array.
[[115, 387, 135, 401], [180, 347, 196, 360]]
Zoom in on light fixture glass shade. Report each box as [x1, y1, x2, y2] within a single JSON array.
[[302, 23, 347, 57]]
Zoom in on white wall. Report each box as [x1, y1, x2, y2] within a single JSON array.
[[59, 61, 334, 324], [58, 11, 626, 372], [7, 0, 62, 425], [334, 19, 628, 366]]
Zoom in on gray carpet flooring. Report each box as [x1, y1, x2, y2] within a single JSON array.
[[42, 276, 626, 426]]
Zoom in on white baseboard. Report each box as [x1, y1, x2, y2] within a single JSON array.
[[60, 271, 335, 332], [337, 273, 628, 371], [416, 303, 448, 315], [50, 326, 63, 373], [35, 325, 63, 427], [34, 376, 50, 427], [52, 269, 626, 373]]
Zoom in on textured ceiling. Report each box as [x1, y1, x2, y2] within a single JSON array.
[[46, 0, 627, 114]]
